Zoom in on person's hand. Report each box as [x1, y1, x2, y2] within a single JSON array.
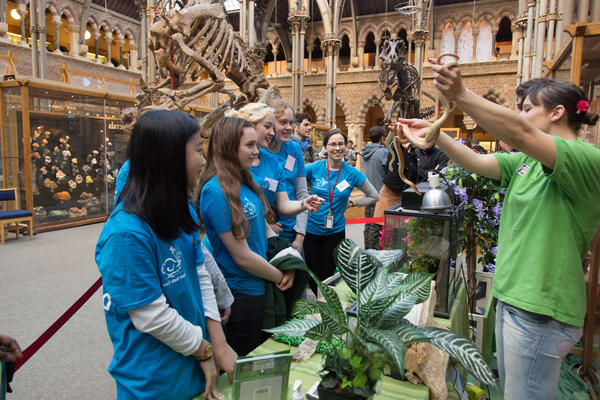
[[199, 358, 222, 400], [0, 334, 23, 363], [276, 270, 296, 291], [269, 222, 283, 234], [429, 58, 466, 101], [303, 195, 325, 212], [214, 342, 237, 383], [583, 250, 593, 274], [291, 234, 304, 253], [219, 307, 231, 325], [392, 118, 436, 149]]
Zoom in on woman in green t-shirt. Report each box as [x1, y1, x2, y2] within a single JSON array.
[[395, 65, 600, 399]]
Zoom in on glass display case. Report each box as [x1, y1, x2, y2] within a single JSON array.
[[0, 79, 136, 230], [383, 188, 463, 317]]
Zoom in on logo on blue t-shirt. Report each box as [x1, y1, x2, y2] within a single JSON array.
[[161, 246, 186, 286], [313, 177, 327, 190], [243, 196, 258, 218]]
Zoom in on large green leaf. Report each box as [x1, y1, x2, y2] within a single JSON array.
[[305, 322, 334, 342], [319, 303, 348, 335], [358, 296, 396, 325], [263, 318, 319, 336], [421, 327, 497, 387], [396, 272, 434, 303], [358, 267, 390, 305], [364, 248, 405, 270], [363, 327, 407, 379], [392, 320, 434, 343], [376, 293, 419, 329], [335, 239, 381, 292], [292, 299, 321, 317], [305, 268, 347, 333]]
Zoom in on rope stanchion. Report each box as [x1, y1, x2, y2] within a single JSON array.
[[15, 277, 103, 372], [345, 217, 384, 225]]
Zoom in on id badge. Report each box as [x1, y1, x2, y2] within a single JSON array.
[[325, 212, 334, 229]]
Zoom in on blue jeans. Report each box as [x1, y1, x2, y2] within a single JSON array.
[[495, 300, 582, 400]]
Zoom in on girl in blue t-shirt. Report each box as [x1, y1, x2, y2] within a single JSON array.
[[266, 98, 309, 252], [199, 117, 296, 356], [304, 129, 379, 295], [227, 102, 324, 214], [95, 110, 222, 400]]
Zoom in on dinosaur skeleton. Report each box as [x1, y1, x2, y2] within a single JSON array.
[[140, 0, 275, 119]]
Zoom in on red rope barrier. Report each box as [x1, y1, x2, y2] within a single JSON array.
[[15, 277, 103, 372], [344, 217, 384, 225]]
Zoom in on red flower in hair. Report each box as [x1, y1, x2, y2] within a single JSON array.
[[576, 100, 590, 114]]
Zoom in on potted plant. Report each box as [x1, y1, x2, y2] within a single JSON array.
[[265, 239, 496, 399]]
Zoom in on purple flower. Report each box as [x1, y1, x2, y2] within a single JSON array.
[[491, 246, 497, 256], [458, 138, 466, 145], [492, 202, 503, 226], [472, 198, 485, 220], [454, 186, 468, 203], [485, 264, 495, 273]]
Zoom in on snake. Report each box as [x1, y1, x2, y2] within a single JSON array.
[[385, 53, 460, 196]]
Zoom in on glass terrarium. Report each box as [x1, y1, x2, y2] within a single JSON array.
[[383, 184, 464, 317]]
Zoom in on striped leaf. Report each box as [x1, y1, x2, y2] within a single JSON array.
[[359, 296, 397, 324], [376, 293, 419, 329], [364, 248, 405, 270], [392, 320, 433, 343], [263, 318, 320, 337], [319, 303, 348, 335], [305, 322, 334, 342], [396, 272, 434, 303], [359, 267, 391, 305], [363, 327, 407, 379], [305, 268, 346, 331], [335, 239, 381, 292], [421, 327, 497, 387], [292, 299, 321, 317]]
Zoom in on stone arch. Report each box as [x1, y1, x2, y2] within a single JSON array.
[[112, 25, 123, 39], [357, 94, 381, 123], [359, 24, 377, 43], [376, 22, 395, 41], [476, 13, 495, 28], [59, 5, 77, 24], [124, 28, 136, 44], [303, 97, 324, 122], [394, 23, 410, 35], [339, 27, 353, 44], [85, 15, 99, 33], [482, 88, 509, 106], [336, 96, 351, 122], [44, 2, 59, 16], [98, 21, 111, 34], [494, 9, 516, 27]]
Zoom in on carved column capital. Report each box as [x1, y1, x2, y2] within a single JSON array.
[[412, 29, 429, 47], [323, 33, 341, 55], [453, 30, 461, 39]]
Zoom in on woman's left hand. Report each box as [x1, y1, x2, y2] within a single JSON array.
[[430, 59, 466, 101], [199, 358, 222, 399], [303, 195, 325, 212], [393, 118, 436, 149], [214, 342, 237, 383], [291, 234, 304, 253], [219, 307, 231, 325], [276, 270, 295, 291]]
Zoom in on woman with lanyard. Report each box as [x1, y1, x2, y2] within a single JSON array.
[[304, 129, 379, 295], [199, 117, 303, 356], [266, 98, 309, 252], [396, 63, 600, 399], [225, 103, 324, 214], [96, 110, 222, 400]]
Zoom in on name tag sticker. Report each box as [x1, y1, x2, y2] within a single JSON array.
[[336, 179, 350, 192], [516, 164, 530, 176], [263, 177, 278, 192], [284, 155, 296, 171]]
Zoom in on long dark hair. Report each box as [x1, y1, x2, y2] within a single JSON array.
[[527, 81, 599, 132], [198, 117, 275, 240], [120, 110, 200, 239]]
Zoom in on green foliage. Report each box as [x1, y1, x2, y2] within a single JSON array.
[[442, 164, 505, 272], [265, 239, 497, 398]]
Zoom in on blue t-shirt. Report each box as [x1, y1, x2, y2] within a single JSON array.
[[200, 175, 268, 295], [114, 159, 130, 205], [306, 160, 365, 235], [250, 149, 286, 207], [268, 141, 306, 234], [95, 204, 207, 400]]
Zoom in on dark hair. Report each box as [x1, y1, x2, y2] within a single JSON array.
[[527, 81, 599, 132], [369, 125, 386, 143], [294, 113, 312, 124], [323, 128, 347, 147], [198, 117, 275, 240], [515, 78, 552, 110], [121, 110, 200, 240]]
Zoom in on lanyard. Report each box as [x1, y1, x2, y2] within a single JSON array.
[[327, 160, 343, 214]]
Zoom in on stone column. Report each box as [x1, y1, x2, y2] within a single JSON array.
[[578, 0, 590, 22], [593, 0, 600, 22], [522, 1, 535, 81], [69, 24, 81, 57], [491, 27, 498, 60], [374, 39, 381, 68], [307, 43, 313, 72], [358, 41, 364, 69], [53, 16, 62, 53], [453, 30, 460, 55], [240, 0, 247, 42], [557, 0, 574, 51], [533, 0, 548, 77], [407, 34, 413, 64], [545, 0, 557, 60], [93, 31, 100, 61], [17, 5, 27, 46], [129, 41, 138, 70], [323, 34, 341, 127], [471, 27, 479, 62], [272, 47, 278, 75], [412, 30, 428, 90], [0, 0, 9, 42], [288, 9, 309, 112], [349, 42, 356, 68], [510, 25, 519, 59], [248, 0, 255, 46], [146, 0, 155, 84], [105, 32, 113, 66], [118, 36, 126, 69], [321, 44, 325, 71]]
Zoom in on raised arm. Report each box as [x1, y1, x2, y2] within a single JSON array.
[[348, 179, 379, 208]]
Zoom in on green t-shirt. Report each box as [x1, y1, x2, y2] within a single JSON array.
[[492, 136, 600, 327]]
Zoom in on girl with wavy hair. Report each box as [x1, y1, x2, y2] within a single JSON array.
[[198, 117, 295, 355]]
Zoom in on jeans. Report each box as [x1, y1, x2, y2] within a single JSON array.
[[495, 300, 582, 400], [363, 203, 381, 249]]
